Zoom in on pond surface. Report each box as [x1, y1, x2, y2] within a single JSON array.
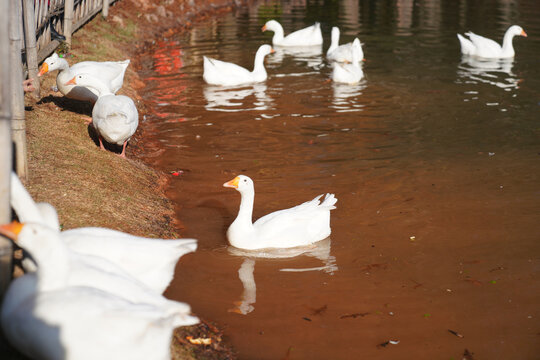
[[137, 1, 540, 359]]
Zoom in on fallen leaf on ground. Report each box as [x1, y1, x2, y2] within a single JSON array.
[[186, 336, 212, 345], [448, 329, 464, 338], [340, 312, 370, 319]]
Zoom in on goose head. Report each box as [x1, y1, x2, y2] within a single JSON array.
[[261, 20, 281, 33], [507, 25, 527, 38], [0, 221, 58, 251], [65, 74, 112, 96], [256, 44, 275, 57], [223, 175, 254, 196], [38, 53, 64, 76]]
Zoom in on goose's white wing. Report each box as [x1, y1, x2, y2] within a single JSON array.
[[61, 227, 197, 294], [203, 56, 254, 86], [465, 31, 502, 57], [70, 60, 130, 93], [280, 23, 323, 46]]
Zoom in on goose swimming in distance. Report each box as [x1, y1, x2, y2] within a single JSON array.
[[66, 74, 139, 158], [327, 26, 364, 63], [332, 38, 364, 84], [223, 175, 337, 250], [457, 25, 527, 59], [262, 20, 323, 47], [203, 44, 275, 86], [38, 53, 130, 103]]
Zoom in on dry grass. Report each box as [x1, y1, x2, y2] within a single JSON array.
[[24, 13, 175, 238]]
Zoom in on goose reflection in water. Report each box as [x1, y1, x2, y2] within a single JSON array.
[[457, 55, 519, 90], [203, 83, 272, 112], [227, 238, 338, 315], [331, 82, 367, 113], [268, 45, 324, 70]]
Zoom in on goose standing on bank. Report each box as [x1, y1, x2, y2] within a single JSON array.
[[223, 175, 337, 250], [203, 44, 274, 86], [327, 26, 364, 63], [66, 74, 138, 158], [332, 38, 364, 84], [262, 20, 323, 47], [38, 53, 130, 103], [457, 25, 527, 59]]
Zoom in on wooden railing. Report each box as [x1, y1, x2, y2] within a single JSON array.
[[30, 0, 115, 68], [0, 0, 117, 299]]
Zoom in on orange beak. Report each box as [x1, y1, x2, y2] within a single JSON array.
[[270, 48, 275, 54], [521, 30, 527, 37], [65, 76, 77, 86], [223, 176, 240, 189], [0, 221, 24, 240], [38, 63, 49, 77], [261, 25, 267, 32]]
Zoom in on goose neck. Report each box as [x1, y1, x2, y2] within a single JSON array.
[[236, 189, 255, 227], [253, 51, 268, 73], [271, 24, 284, 44], [28, 234, 70, 291], [501, 29, 517, 55], [56, 58, 70, 71], [328, 28, 339, 54]]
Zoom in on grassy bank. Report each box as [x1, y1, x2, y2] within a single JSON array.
[[12, 0, 242, 359]]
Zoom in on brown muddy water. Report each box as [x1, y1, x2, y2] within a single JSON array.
[[137, 1, 539, 359]]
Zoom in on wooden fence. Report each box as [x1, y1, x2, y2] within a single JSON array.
[[1, 0, 116, 298]]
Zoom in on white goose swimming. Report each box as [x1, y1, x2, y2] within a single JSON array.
[[203, 44, 274, 86], [327, 26, 364, 63], [262, 20, 323, 47], [66, 74, 139, 158], [0, 223, 198, 360], [457, 25, 527, 59], [9, 172, 197, 294], [332, 38, 364, 84], [38, 53, 130, 103], [223, 175, 337, 250]]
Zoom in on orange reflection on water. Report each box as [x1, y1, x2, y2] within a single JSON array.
[[150, 40, 188, 120]]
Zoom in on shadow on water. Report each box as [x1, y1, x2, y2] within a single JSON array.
[[139, 0, 540, 359]]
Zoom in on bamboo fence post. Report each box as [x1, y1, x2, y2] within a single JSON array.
[[9, 0, 28, 181], [0, 0, 13, 299], [22, 0, 40, 97], [103, 0, 109, 19], [64, 0, 74, 47]]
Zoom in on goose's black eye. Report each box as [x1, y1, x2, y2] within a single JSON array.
[[244, 179, 247, 182]]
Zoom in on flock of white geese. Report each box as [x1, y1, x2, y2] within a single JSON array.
[[3, 18, 527, 359], [203, 20, 366, 86]]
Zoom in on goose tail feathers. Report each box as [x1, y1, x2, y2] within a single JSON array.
[[320, 193, 337, 209]]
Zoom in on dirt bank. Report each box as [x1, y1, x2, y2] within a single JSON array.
[[4, 0, 251, 359]]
